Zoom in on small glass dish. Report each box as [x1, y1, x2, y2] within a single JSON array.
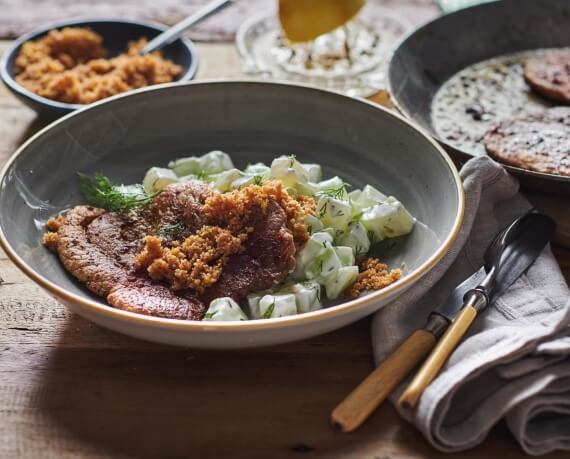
[[236, 9, 410, 97]]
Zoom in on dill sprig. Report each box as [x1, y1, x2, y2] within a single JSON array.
[[262, 300, 276, 319], [253, 175, 264, 186], [316, 185, 348, 200], [78, 173, 158, 212], [194, 170, 214, 182], [158, 222, 184, 238]]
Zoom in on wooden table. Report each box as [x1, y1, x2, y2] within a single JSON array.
[[1, 41, 569, 459]]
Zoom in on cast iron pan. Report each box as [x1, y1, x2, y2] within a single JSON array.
[[388, 0, 570, 195]]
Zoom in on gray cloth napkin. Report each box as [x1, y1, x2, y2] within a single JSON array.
[[372, 157, 570, 456]]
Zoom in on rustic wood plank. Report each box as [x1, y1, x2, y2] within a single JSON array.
[[0, 39, 569, 459]]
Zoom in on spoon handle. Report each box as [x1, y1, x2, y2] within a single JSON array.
[[141, 0, 235, 54]]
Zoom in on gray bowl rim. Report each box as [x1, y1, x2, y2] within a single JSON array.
[[0, 17, 200, 111], [387, 0, 570, 186], [0, 79, 465, 331]]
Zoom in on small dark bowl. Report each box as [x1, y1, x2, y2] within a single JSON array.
[[0, 19, 199, 120]]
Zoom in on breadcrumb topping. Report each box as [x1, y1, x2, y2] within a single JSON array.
[[135, 182, 315, 292], [203, 181, 315, 250], [134, 227, 247, 292], [15, 27, 182, 104], [46, 215, 64, 231], [348, 258, 401, 299], [41, 216, 65, 251], [42, 232, 60, 251]]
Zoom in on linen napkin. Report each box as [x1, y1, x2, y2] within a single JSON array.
[[372, 156, 570, 455]]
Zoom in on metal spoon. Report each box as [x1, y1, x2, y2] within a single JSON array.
[[140, 0, 235, 55]]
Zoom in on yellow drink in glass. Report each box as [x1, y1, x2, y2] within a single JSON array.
[[278, 0, 366, 43]]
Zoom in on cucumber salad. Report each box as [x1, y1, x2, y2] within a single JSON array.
[[142, 151, 415, 321]]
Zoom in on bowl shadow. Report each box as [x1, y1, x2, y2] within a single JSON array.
[[33, 313, 439, 458]]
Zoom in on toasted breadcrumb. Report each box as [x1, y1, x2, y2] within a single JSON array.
[[348, 258, 401, 298], [42, 232, 60, 251], [134, 227, 247, 292], [15, 27, 182, 104], [203, 180, 315, 250], [46, 215, 65, 231], [134, 181, 314, 292]]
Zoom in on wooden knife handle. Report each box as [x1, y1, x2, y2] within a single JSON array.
[[331, 329, 436, 432], [398, 306, 478, 409]]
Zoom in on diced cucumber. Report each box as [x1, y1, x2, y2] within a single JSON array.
[[247, 294, 262, 319], [335, 246, 355, 267], [169, 151, 234, 176], [338, 221, 371, 256], [325, 266, 359, 300], [317, 196, 352, 232], [361, 198, 415, 241], [142, 167, 179, 193], [246, 291, 272, 319], [198, 151, 234, 174], [243, 163, 270, 176], [211, 168, 242, 192], [302, 163, 322, 182], [355, 184, 388, 208], [348, 189, 362, 201], [168, 156, 201, 177], [258, 294, 297, 318], [231, 174, 255, 189], [305, 215, 323, 234], [314, 176, 345, 194], [292, 231, 334, 279], [270, 156, 309, 187], [338, 222, 370, 256], [203, 297, 248, 321], [294, 182, 318, 197], [308, 246, 343, 280], [279, 282, 322, 313]]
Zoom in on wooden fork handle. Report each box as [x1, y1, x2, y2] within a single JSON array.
[[398, 306, 478, 409], [331, 329, 436, 432]]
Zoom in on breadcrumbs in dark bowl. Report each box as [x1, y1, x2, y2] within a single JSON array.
[[0, 19, 199, 119]]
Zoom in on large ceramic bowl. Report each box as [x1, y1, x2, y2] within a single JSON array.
[[0, 19, 199, 120], [0, 81, 464, 348]]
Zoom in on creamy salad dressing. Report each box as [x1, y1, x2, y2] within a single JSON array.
[[430, 49, 568, 156]]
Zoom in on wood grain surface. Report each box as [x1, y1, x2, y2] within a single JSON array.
[[1, 40, 570, 459]]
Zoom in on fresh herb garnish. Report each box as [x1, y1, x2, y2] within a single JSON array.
[[195, 170, 214, 182], [351, 211, 363, 222], [316, 185, 347, 200], [262, 299, 276, 319], [204, 311, 217, 320], [318, 202, 328, 218], [288, 154, 296, 167], [253, 175, 264, 186], [159, 222, 184, 238], [78, 173, 158, 212]]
